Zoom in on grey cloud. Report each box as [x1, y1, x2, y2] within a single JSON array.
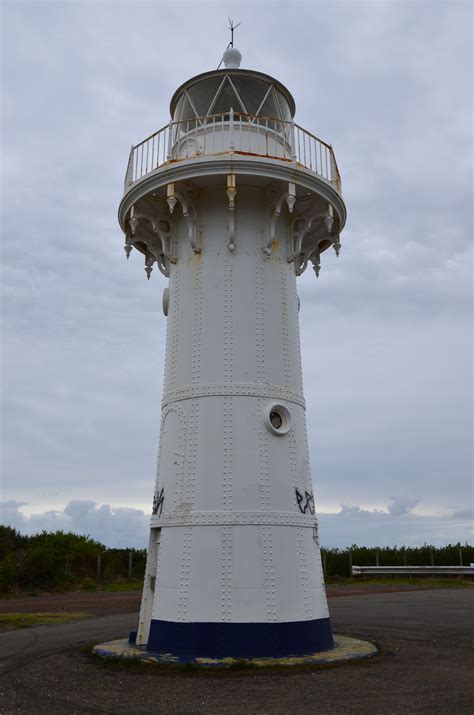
[[1, 499, 470, 550], [450, 507, 473, 521], [1, 500, 149, 549], [387, 497, 420, 517]]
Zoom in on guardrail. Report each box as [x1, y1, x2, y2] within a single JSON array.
[[351, 565, 474, 577], [124, 110, 341, 192]]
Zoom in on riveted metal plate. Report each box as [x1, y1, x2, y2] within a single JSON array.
[[162, 382, 305, 409], [150, 510, 316, 528]]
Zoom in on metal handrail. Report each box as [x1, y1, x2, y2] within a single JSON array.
[[124, 112, 341, 193]]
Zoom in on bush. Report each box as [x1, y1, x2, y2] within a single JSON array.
[[81, 576, 97, 591]]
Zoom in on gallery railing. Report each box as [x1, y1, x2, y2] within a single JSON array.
[[124, 110, 341, 193]]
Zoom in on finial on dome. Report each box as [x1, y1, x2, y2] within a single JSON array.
[[221, 17, 242, 68], [223, 46, 242, 69]]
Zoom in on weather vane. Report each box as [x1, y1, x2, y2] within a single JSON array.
[[228, 17, 240, 48], [217, 18, 241, 68]]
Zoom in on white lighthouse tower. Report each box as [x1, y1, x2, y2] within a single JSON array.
[[119, 42, 346, 660]]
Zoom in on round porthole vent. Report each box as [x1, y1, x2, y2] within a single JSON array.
[[264, 403, 291, 435]]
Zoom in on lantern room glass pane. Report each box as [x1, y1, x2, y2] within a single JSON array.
[[173, 94, 185, 122], [172, 74, 293, 130], [210, 77, 246, 114], [275, 89, 291, 122], [187, 77, 223, 117], [227, 76, 270, 116], [257, 87, 280, 119], [175, 93, 196, 122]]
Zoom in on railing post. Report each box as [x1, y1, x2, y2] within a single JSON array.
[[166, 121, 173, 160], [459, 547, 463, 566], [96, 554, 101, 582], [329, 147, 337, 184], [124, 145, 134, 188], [290, 121, 297, 161], [229, 107, 234, 151], [348, 549, 353, 578], [128, 551, 133, 580]]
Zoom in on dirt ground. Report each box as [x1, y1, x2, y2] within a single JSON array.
[[0, 581, 461, 618], [0, 588, 473, 714]]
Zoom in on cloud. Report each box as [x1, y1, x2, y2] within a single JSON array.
[[338, 504, 386, 518], [0, 500, 149, 549], [387, 497, 420, 517], [1, 499, 471, 550], [451, 507, 473, 521], [318, 503, 472, 548]]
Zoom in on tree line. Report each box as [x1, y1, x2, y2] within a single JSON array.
[[0, 526, 472, 594], [0, 526, 146, 594], [321, 543, 473, 578]]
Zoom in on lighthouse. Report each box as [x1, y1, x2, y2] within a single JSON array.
[[119, 43, 346, 660]]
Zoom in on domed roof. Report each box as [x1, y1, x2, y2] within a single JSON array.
[[222, 46, 242, 69]]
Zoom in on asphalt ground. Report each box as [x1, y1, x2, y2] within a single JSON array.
[[0, 589, 473, 714]]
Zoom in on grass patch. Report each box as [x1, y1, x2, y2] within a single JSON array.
[[0, 612, 88, 630], [326, 576, 473, 588]]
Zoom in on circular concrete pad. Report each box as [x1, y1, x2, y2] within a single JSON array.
[[93, 635, 377, 667]]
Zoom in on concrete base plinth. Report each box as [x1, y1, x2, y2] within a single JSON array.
[[92, 635, 377, 667]]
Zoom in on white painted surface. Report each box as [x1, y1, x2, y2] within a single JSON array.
[[122, 68, 345, 647], [133, 185, 327, 639]]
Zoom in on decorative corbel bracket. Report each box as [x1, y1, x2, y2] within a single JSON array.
[[289, 211, 323, 264], [309, 249, 322, 278], [124, 205, 139, 258], [296, 239, 325, 278], [166, 183, 200, 253], [264, 184, 295, 256], [327, 202, 342, 257], [144, 251, 155, 280], [289, 200, 341, 277], [124, 228, 134, 259], [124, 203, 177, 278], [296, 244, 318, 277]]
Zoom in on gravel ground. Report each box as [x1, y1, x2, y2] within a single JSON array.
[[0, 589, 473, 714]]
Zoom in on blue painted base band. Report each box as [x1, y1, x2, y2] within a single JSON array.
[[147, 617, 333, 659]]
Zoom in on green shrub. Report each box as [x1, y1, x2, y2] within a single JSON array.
[[81, 576, 97, 591]]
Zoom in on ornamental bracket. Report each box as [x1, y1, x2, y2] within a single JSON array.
[[125, 207, 176, 279], [166, 183, 200, 253], [264, 183, 296, 256]]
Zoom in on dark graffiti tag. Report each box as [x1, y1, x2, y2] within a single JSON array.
[[295, 488, 315, 515], [312, 521, 319, 544], [152, 488, 164, 516]]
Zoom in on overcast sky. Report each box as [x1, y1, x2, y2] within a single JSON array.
[[1, 0, 472, 548]]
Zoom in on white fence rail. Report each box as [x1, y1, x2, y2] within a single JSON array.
[[124, 111, 341, 192]]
